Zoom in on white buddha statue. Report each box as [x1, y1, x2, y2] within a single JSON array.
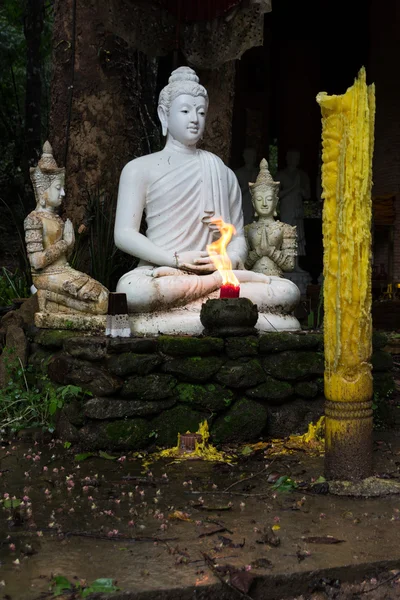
[[114, 67, 300, 334]]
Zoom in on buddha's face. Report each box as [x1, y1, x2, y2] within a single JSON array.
[[252, 187, 278, 218], [164, 94, 207, 146], [44, 176, 65, 209]]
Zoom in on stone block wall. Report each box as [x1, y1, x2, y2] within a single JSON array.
[[27, 329, 395, 451]]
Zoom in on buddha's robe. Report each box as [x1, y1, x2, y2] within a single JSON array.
[[143, 150, 247, 264]]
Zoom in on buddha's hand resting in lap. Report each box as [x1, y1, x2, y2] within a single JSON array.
[[176, 251, 240, 274]]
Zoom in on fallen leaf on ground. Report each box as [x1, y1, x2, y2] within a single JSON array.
[[168, 510, 192, 522], [302, 536, 345, 544]]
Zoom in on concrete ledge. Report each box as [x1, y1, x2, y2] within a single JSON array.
[[34, 312, 106, 332]]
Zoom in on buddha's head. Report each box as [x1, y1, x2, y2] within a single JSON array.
[[249, 159, 280, 219], [158, 67, 208, 146], [30, 141, 65, 211]]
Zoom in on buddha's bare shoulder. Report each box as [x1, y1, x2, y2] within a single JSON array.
[[120, 151, 165, 181]]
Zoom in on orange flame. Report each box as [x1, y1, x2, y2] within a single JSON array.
[[206, 218, 240, 287]]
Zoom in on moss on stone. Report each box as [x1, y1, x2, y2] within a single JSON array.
[[371, 350, 393, 372], [176, 382, 233, 412], [105, 419, 151, 448], [35, 329, 80, 349], [295, 381, 319, 398], [211, 398, 268, 444], [215, 358, 265, 388], [225, 336, 259, 359], [315, 377, 325, 395], [259, 332, 322, 354], [151, 405, 209, 447], [121, 373, 177, 400], [163, 356, 224, 382], [245, 376, 293, 403], [373, 371, 395, 398], [107, 353, 163, 377], [262, 351, 324, 380], [372, 331, 388, 350], [159, 335, 224, 356]]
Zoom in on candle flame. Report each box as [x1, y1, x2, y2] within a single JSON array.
[[206, 218, 240, 287]]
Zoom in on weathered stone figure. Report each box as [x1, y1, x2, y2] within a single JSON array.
[[245, 159, 297, 277], [25, 142, 108, 315]]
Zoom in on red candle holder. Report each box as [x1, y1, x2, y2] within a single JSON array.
[[220, 283, 240, 299]]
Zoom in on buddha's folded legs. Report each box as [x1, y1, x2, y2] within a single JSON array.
[[117, 266, 300, 315], [117, 266, 222, 312]]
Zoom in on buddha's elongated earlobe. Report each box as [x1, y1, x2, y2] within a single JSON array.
[[162, 124, 167, 137]]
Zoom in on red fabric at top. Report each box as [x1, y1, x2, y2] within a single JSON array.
[[157, 0, 242, 22]]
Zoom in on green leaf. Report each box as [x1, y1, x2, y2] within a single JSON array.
[[314, 475, 326, 484], [271, 475, 297, 492], [74, 452, 95, 462], [52, 575, 73, 595], [3, 498, 21, 508], [64, 441, 72, 449], [241, 446, 253, 456], [99, 451, 117, 460], [81, 578, 119, 596]]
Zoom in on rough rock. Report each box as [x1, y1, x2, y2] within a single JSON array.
[[64, 336, 108, 361], [107, 353, 163, 377], [56, 412, 80, 443], [48, 354, 122, 396], [83, 397, 176, 419], [0, 323, 29, 387], [107, 337, 158, 354], [159, 335, 224, 356], [28, 348, 53, 374], [294, 381, 319, 398], [373, 371, 395, 398], [245, 376, 293, 403], [18, 295, 39, 327], [150, 405, 209, 447], [176, 382, 233, 412], [163, 356, 224, 382], [121, 373, 177, 400], [372, 331, 388, 350], [79, 418, 152, 450], [265, 397, 324, 438], [5, 323, 29, 366], [329, 476, 400, 496], [371, 350, 393, 372], [262, 351, 324, 380], [225, 336, 259, 359], [1, 310, 24, 330], [211, 398, 268, 443], [259, 332, 322, 353], [215, 358, 265, 388], [34, 329, 81, 349]]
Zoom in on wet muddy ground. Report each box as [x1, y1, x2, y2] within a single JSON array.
[[2, 432, 400, 599]]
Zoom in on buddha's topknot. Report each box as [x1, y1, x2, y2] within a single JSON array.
[[158, 67, 208, 114]]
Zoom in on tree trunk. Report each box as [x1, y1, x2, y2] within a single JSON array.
[[198, 61, 236, 165], [23, 0, 44, 170], [49, 0, 160, 225]]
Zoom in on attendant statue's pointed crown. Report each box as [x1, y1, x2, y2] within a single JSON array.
[[158, 66, 208, 114], [249, 159, 280, 194], [30, 141, 65, 206]]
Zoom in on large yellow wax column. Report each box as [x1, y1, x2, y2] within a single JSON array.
[[316, 68, 375, 481]]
